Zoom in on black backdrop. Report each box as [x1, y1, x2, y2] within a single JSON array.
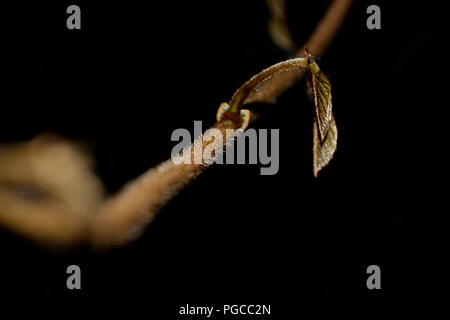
[[0, 0, 442, 316]]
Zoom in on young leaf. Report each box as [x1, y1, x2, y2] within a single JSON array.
[[307, 57, 333, 142], [226, 53, 337, 177], [313, 115, 337, 177]]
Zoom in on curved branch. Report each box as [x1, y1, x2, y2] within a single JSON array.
[[0, 0, 353, 249], [246, 0, 353, 105]]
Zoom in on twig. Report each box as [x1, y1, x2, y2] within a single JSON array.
[[246, 0, 353, 105], [0, 0, 353, 249]]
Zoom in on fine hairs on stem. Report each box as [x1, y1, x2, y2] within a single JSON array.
[[0, 0, 353, 250]]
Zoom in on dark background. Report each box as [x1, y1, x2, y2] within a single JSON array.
[[0, 0, 441, 316]]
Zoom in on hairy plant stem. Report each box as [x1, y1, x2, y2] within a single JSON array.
[[0, 0, 353, 249]]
